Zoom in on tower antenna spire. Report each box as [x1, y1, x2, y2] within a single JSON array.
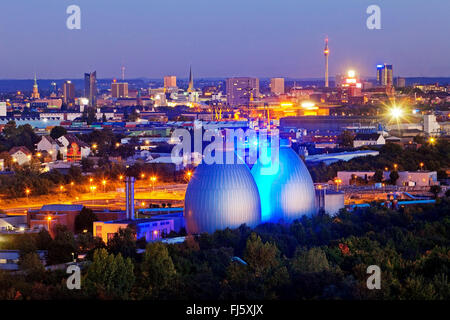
[[324, 37, 329, 88]]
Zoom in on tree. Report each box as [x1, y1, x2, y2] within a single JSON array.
[[18, 252, 45, 276], [338, 130, 354, 147], [50, 126, 67, 140], [84, 248, 135, 299], [141, 242, 176, 296], [373, 169, 384, 183], [429, 185, 442, 199], [75, 207, 98, 233], [291, 247, 330, 273], [107, 227, 137, 259], [47, 225, 77, 265], [389, 170, 399, 185]]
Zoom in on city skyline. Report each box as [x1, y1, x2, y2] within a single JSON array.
[[0, 0, 449, 79]]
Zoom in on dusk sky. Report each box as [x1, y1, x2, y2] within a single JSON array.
[[0, 0, 449, 79]]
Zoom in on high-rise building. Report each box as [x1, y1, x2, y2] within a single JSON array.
[[31, 74, 40, 99], [324, 38, 329, 88], [376, 64, 393, 87], [84, 71, 97, 106], [226, 77, 259, 106], [111, 80, 129, 98], [164, 76, 177, 88], [270, 78, 285, 95], [396, 77, 406, 88], [63, 81, 75, 104]]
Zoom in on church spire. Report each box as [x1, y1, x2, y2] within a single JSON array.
[[187, 65, 194, 92], [31, 73, 40, 99]]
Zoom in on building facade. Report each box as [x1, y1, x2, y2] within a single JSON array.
[[226, 77, 259, 106]]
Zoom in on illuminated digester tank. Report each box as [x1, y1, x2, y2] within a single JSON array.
[[251, 139, 316, 223], [184, 162, 261, 234]]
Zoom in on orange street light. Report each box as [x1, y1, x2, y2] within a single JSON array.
[[25, 188, 30, 198], [115, 142, 120, 148], [89, 178, 93, 183], [47, 215, 52, 231], [428, 137, 436, 145], [119, 175, 123, 181], [419, 162, 424, 170], [151, 176, 157, 182], [36, 152, 42, 157], [393, 164, 398, 170], [92, 143, 98, 149], [141, 173, 145, 179]]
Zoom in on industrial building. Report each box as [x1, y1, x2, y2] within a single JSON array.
[[184, 161, 262, 234], [251, 139, 317, 223]]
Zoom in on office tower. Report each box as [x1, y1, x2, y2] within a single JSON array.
[[50, 82, 57, 94], [324, 38, 329, 87], [376, 64, 393, 87], [396, 77, 406, 88], [270, 78, 285, 95], [187, 66, 194, 92], [164, 76, 177, 88], [226, 77, 259, 106], [111, 80, 129, 98], [63, 80, 75, 104], [84, 71, 97, 106], [31, 74, 40, 99]]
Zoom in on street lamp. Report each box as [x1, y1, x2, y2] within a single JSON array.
[[102, 180, 107, 192], [334, 178, 342, 192], [46, 216, 52, 232], [419, 162, 424, 171], [141, 173, 145, 179], [150, 176, 157, 191], [25, 188, 30, 199], [186, 170, 192, 181], [393, 164, 398, 171], [428, 137, 436, 145]]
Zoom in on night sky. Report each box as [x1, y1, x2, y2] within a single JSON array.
[[0, 0, 449, 79]]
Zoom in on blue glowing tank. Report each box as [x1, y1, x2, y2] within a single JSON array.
[[251, 141, 316, 223], [184, 162, 261, 234]]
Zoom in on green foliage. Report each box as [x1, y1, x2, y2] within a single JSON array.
[[389, 170, 399, 185], [74, 207, 97, 234], [308, 140, 450, 182], [107, 227, 137, 260], [50, 126, 67, 140], [0, 121, 40, 152], [140, 242, 176, 297], [47, 225, 77, 265], [84, 249, 135, 299], [1, 198, 449, 300], [291, 247, 331, 273]]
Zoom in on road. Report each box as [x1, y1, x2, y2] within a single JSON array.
[[2, 183, 188, 214]]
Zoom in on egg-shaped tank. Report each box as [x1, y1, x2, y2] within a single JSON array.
[[251, 140, 316, 223], [184, 162, 261, 234]]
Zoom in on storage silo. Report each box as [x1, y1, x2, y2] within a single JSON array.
[[251, 139, 316, 223], [184, 162, 261, 234]]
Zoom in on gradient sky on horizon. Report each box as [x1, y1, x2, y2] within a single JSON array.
[[0, 0, 449, 79]]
